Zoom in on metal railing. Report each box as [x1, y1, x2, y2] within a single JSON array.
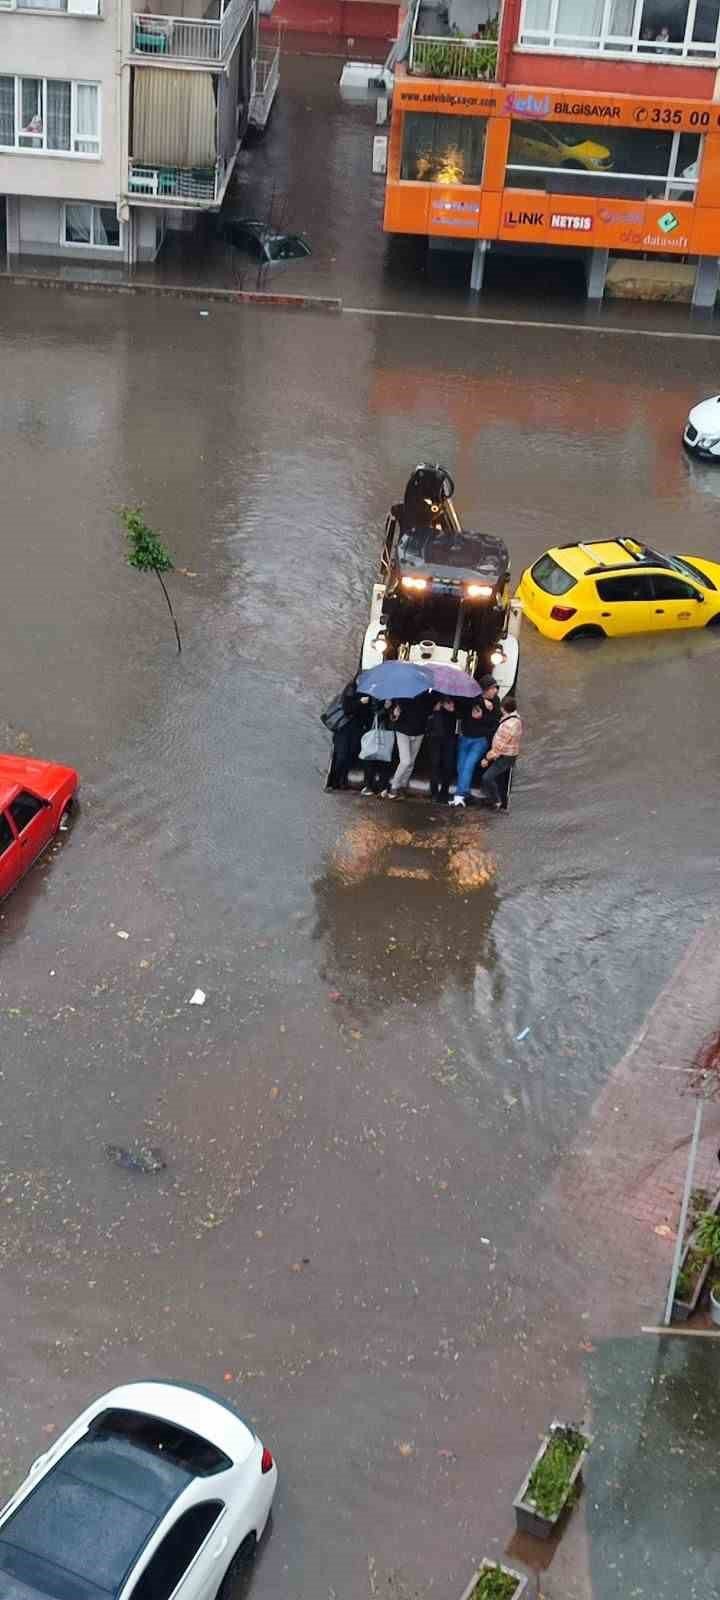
[[250, 43, 279, 127], [127, 157, 226, 204], [409, 33, 498, 80], [131, 0, 250, 65]]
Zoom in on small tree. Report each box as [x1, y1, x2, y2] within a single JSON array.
[[120, 506, 182, 654]]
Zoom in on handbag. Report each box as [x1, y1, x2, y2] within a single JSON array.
[[360, 717, 395, 763], [321, 693, 351, 734]]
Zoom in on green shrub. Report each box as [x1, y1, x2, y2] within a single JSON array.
[[469, 1565, 518, 1600], [526, 1426, 585, 1520]]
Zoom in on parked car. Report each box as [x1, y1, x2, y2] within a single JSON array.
[[683, 393, 720, 459], [0, 1380, 277, 1600], [509, 122, 612, 171], [0, 755, 78, 902], [218, 218, 311, 263], [516, 537, 720, 640]]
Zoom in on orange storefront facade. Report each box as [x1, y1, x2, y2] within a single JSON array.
[[383, 1, 720, 289], [385, 78, 720, 255]]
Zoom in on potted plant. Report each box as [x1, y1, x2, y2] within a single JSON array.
[[670, 1244, 712, 1322], [458, 1561, 528, 1600], [695, 1210, 720, 1326], [513, 1421, 591, 1541]]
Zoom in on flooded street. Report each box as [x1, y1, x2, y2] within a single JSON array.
[[2, 62, 720, 1596]]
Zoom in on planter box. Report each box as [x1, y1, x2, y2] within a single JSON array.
[[671, 1242, 712, 1323], [670, 1187, 720, 1324], [513, 1421, 591, 1541], [458, 1560, 528, 1600]]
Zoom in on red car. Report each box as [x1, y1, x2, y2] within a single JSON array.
[[0, 756, 78, 902]]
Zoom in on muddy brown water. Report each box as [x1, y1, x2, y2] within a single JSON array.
[[1, 209, 720, 1598]]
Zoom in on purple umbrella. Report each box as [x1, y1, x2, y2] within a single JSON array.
[[421, 664, 482, 698]]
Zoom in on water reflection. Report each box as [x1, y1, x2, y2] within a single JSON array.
[[313, 809, 499, 1012]]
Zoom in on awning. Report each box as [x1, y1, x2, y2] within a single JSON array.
[[133, 68, 216, 168]]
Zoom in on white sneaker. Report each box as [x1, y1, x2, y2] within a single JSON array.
[[450, 795, 466, 808], [360, 787, 373, 796], [386, 789, 399, 800]]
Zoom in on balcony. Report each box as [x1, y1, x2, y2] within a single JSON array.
[[130, 0, 252, 67], [127, 156, 229, 205], [409, 0, 499, 80], [249, 42, 280, 128]]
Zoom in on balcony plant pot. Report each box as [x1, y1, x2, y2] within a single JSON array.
[[458, 1560, 528, 1600], [513, 1421, 591, 1541]]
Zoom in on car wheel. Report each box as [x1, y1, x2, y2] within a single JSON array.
[[218, 1534, 257, 1600], [58, 800, 75, 833], [705, 613, 720, 627], [563, 626, 606, 642]]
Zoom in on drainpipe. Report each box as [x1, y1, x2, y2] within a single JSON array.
[[497, 0, 520, 85]]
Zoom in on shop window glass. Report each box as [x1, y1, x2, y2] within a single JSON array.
[[507, 119, 701, 200], [401, 112, 486, 185]]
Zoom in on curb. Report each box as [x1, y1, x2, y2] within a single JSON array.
[[0, 272, 343, 313]]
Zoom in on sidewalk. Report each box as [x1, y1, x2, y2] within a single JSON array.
[[547, 917, 720, 1338], [526, 919, 720, 1600]]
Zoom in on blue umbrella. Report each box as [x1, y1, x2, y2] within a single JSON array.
[[356, 661, 432, 699]]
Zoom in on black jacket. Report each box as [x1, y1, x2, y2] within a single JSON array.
[[459, 695, 502, 740], [341, 682, 373, 732], [391, 694, 431, 737], [427, 706, 457, 741]]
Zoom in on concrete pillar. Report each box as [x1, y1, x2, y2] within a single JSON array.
[[5, 196, 20, 259], [470, 238, 489, 295], [586, 246, 609, 301], [692, 254, 720, 311]]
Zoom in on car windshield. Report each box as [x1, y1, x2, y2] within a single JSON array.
[[661, 552, 716, 591], [398, 530, 508, 584]]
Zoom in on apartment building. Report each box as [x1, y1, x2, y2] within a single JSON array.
[[0, 0, 259, 264], [383, 0, 720, 303]]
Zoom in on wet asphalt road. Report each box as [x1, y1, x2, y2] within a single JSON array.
[[3, 173, 720, 1597]]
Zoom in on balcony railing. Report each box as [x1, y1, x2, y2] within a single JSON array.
[[250, 42, 279, 127], [409, 34, 498, 80], [131, 0, 250, 65], [127, 157, 227, 205]]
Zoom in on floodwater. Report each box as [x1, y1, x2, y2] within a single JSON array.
[[2, 57, 720, 1600]]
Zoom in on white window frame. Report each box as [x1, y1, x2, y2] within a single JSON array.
[[519, 0, 720, 62], [0, 75, 100, 157], [63, 201, 122, 248], [507, 126, 704, 201]]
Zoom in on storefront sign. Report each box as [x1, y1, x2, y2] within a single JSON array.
[[504, 208, 544, 226], [395, 81, 499, 115], [553, 100, 621, 120], [396, 75, 720, 133], [550, 213, 592, 232], [505, 93, 551, 118]]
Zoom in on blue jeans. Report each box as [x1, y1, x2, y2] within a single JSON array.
[[455, 735, 489, 798]]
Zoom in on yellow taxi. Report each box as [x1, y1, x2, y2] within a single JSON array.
[[516, 538, 720, 641], [509, 122, 612, 172]]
